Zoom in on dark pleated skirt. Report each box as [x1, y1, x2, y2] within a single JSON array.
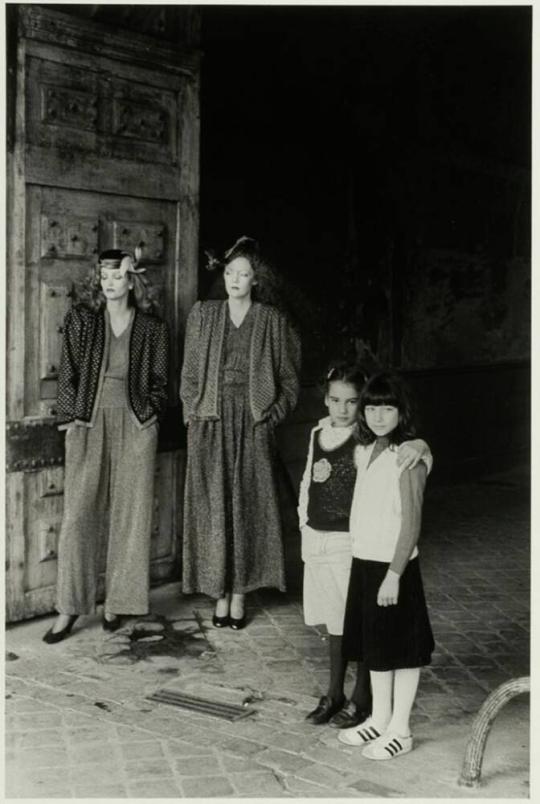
[[342, 557, 434, 671]]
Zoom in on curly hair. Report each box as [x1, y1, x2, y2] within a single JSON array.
[[357, 371, 417, 446], [75, 251, 159, 314], [205, 236, 299, 326]]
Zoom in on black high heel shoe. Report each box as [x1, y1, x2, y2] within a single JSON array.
[[229, 614, 246, 631], [212, 613, 230, 628], [43, 615, 78, 644], [102, 614, 123, 632]]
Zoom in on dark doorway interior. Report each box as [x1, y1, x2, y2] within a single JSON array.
[[199, 6, 531, 478]]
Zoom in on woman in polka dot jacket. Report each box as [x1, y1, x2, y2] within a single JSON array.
[[43, 249, 169, 644]]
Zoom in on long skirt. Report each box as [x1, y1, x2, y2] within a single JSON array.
[[182, 383, 286, 598], [342, 557, 434, 671], [56, 402, 157, 615]]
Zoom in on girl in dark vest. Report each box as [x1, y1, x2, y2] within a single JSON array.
[[43, 249, 169, 643], [299, 363, 431, 728]]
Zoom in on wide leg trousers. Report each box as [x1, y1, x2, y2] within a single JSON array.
[[56, 407, 157, 615]]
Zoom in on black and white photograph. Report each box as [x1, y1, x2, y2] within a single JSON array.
[[4, 1, 532, 799]]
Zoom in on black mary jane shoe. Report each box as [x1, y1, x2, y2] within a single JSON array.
[[229, 614, 246, 631], [305, 695, 345, 725], [212, 613, 230, 628], [102, 614, 123, 632], [328, 699, 372, 729], [43, 615, 78, 645]]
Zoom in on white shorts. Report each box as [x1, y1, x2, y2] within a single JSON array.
[[302, 525, 352, 636]]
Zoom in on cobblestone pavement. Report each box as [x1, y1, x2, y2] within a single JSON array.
[[5, 469, 530, 798]]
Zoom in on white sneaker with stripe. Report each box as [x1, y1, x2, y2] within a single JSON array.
[[337, 717, 385, 746], [362, 732, 413, 760]]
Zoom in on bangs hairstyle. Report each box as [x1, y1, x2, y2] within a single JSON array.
[[323, 361, 367, 395], [357, 372, 417, 446]]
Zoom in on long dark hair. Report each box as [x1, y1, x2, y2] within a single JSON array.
[[75, 249, 159, 314], [357, 371, 417, 446]]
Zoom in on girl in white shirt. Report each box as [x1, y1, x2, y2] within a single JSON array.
[[338, 371, 434, 761]]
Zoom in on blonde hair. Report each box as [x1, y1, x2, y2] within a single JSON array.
[[76, 250, 159, 313]]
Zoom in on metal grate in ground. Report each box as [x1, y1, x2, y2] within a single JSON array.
[[146, 688, 255, 721]]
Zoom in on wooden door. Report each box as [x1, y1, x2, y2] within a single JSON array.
[[6, 6, 200, 621]]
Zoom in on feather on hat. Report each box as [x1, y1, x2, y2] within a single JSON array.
[[98, 246, 146, 277]]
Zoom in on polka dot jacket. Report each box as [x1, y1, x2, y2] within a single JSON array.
[[56, 304, 169, 430]]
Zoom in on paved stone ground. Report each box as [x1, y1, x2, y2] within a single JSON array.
[[5, 468, 530, 798]]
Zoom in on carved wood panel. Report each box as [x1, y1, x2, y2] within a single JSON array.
[[24, 476, 63, 595], [38, 468, 64, 498], [113, 98, 167, 143], [41, 83, 99, 132], [27, 54, 179, 165], [40, 214, 99, 260], [108, 76, 177, 165], [26, 56, 100, 153], [38, 518, 61, 564]]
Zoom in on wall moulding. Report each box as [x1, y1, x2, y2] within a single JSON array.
[[18, 5, 200, 77]]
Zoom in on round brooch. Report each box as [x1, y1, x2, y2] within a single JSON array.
[[312, 458, 332, 483]]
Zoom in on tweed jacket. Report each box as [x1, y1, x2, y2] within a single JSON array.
[[180, 300, 301, 425], [56, 304, 169, 430]]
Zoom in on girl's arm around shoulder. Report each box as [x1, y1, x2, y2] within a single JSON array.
[[402, 459, 428, 496], [397, 438, 433, 473]]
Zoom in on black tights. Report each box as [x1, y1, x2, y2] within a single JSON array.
[[328, 634, 372, 707]]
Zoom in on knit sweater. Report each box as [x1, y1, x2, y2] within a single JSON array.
[[56, 304, 169, 430], [180, 300, 301, 424]]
